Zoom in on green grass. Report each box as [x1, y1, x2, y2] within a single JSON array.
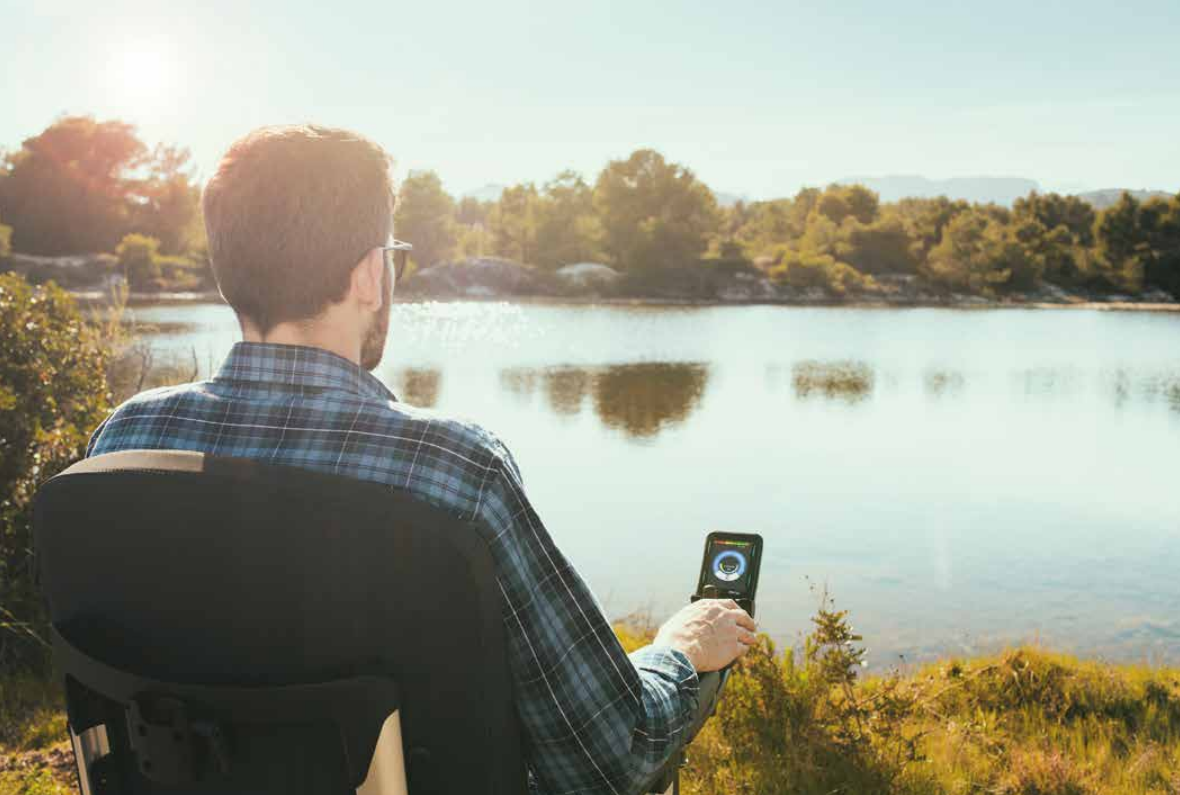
[[6, 618, 1180, 794]]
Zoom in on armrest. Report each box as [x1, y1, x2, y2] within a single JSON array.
[[640, 669, 727, 794]]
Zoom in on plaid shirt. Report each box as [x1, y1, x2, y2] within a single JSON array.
[[87, 342, 699, 795]]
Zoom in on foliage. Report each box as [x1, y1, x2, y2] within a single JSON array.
[[0, 217, 11, 258], [0, 274, 110, 673], [115, 233, 163, 289], [0, 116, 200, 256], [611, 592, 1180, 795], [488, 183, 540, 264], [593, 149, 719, 271], [394, 170, 458, 269], [922, 208, 1045, 295], [534, 171, 602, 270]]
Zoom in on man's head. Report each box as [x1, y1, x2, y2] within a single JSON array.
[[202, 125, 396, 369]]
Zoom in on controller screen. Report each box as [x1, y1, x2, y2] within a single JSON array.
[[705, 537, 757, 594]]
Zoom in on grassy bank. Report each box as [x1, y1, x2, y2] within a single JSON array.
[[6, 606, 1180, 795]]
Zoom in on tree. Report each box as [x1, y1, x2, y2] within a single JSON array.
[[0, 116, 201, 256], [841, 214, 919, 275], [488, 183, 539, 264], [0, 214, 11, 258], [593, 149, 719, 271], [0, 274, 110, 671], [131, 144, 203, 255], [394, 170, 458, 269], [534, 170, 602, 269], [1012, 192, 1098, 285], [923, 208, 1043, 295], [815, 185, 879, 226], [1138, 194, 1180, 296], [116, 233, 163, 289]]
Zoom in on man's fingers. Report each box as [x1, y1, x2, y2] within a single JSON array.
[[732, 610, 757, 632], [734, 641, 752, 657], [719, 598, 739, 609], [737, 628, 757, 646]]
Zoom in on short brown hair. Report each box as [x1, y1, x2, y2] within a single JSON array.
[[202, 125, 395, 332]]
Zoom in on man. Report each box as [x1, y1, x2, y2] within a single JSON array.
[[87, 125, 756, 794]]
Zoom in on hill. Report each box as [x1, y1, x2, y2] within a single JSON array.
[[1075, 188, 1174, 209], [836, 174, 1040, 205]]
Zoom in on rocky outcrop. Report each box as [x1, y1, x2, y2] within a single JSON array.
[[400, 257, 555, 299], [2, 252, 117, 289], [554, 262, 621, 293]]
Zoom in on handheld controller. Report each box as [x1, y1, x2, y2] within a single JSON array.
[[691, 531, 762, 618]]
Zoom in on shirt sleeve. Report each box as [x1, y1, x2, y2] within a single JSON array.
[[474, 452, 700, 795]]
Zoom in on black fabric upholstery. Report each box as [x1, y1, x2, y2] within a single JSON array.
[[34, 451, 526, 794]]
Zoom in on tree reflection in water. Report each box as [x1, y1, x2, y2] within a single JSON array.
[[593, 363, 709, 439], [791, 360, 875, 403], [395, 367, 442, 408], [499, 362, 710, 439]]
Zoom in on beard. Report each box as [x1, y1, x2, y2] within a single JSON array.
[[360, 263, 392, 371]]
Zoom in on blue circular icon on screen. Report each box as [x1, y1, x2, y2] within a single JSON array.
[[712, 550, 747, 582]]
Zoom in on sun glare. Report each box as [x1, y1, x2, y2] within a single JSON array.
[[105, 37, 175, 112]]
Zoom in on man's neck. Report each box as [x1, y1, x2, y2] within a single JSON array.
[[241, 319, 360, 367]]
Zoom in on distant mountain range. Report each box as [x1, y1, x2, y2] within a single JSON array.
[[1072, 188, 1173, 210], [462, 183, 748, 208], [461, 179, 1173, 210], [835, 175, 1040, 205]]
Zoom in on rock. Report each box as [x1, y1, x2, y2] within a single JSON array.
[[1141, 289, 1177, 304], [403, 257, 550, 298], [554, 262, 620, 291], [3, 252, 117, 289]]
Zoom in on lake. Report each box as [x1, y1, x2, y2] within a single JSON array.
[[127, 300, 1180, 668]]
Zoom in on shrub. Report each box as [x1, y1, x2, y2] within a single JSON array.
[[0, 219, 12, 258], [115, 233, 163, 290], [771, 249, 878, 297], [0, 274, 110, 673]]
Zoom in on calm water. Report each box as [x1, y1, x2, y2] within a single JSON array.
[[129, 301, 1180, 667]]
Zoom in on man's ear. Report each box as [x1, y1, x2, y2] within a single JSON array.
[[352, 248, 385, 311]]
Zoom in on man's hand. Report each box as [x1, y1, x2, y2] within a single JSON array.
[[652, 599, 758, 672]]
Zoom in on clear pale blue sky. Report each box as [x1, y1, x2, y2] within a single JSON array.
[[3, 0, 1178, 198]]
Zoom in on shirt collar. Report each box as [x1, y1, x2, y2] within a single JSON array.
[[214, 342, 398, 402]]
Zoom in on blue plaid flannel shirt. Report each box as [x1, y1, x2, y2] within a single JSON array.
[[87, 342, 699, 794]]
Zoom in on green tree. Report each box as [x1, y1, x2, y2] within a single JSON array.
[[394, 170, 458, 269], [923, 208, 1043, 295], [534, 170, 602, 269], [893, 196, 970, 262], [1012, 192, 1098, 285], [1136, 194, 1180, 296], [815, 184, 880, 226], [593, 149, 719, 271], [0, 274, 110, 672], [131, 144, 203, 255], [841, 214, 919, 275], [0, 215, 11, 258], [488, 183, 539, 263], [116, 233, 163, 289], [1094, 192, 1148, 292]]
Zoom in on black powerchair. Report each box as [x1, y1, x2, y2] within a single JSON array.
[[33, 450, 527, 795]]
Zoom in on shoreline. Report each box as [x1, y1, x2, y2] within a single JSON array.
[[70, 288, 1180, 313]]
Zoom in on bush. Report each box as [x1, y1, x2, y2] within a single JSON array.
[[771, 249, 878, 297], [115, 233, 163, 290], [0, 219, 12, 258], [0, 274, 110, 673]]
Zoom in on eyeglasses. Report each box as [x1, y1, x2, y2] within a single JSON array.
[[380, 239, 413, 281]]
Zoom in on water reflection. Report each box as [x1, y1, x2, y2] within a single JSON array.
[[594, 363, 709, 439], [395, 367, 442, 408], [925, 369, 966, 398], [500, 362, 710, 439], [544, 367, 592, 416], [791, 360, 875, 404]]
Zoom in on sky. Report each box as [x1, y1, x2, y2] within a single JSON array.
[[3, 0, 1179, 199]]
